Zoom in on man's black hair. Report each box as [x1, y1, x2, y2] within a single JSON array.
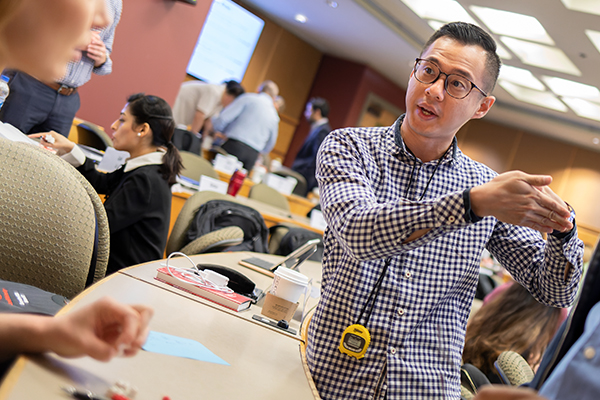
[[422, 22, 501, 93], [309, 97, 330, 118], [224, 80, 245, 98]]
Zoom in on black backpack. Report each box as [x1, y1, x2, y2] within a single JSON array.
[[186, 200, 269, 253]]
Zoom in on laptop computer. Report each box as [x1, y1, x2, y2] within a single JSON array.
[[238, 238, 320, 277]]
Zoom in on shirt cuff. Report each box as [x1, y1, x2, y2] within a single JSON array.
[[550, 203, 577, 241], [60, 144, 86, 167], [463, 188, 483, 223]]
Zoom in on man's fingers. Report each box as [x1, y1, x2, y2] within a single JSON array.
[[521, 173, 552, 187]]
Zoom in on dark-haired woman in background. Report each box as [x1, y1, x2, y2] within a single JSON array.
[[33, 93, 182, 275]]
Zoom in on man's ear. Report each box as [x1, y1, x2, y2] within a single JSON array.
[[472, 95, 495, 120]]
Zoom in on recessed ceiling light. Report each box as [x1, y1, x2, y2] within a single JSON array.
[[562, 97, 600, 121], [499, 80, 568, 112], [326, 0, 338, 8], [542, 76, 600, 102], [401, 0, 477, 24], [470, 6, 554, 45], [593, 137, 600, 145], [500, 37, 581, 76], [585, 30, 600, 56], [499, 65, 545, 91], [428, 20, 445, 32], [561, 0, 600, 16], [295, 14, 307, 23], [495, 43, 513, 60]]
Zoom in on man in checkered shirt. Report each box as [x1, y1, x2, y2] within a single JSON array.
[[306, 22, 584, 399]]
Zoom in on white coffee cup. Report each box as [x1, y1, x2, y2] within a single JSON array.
[[270, 267, 309, 303]]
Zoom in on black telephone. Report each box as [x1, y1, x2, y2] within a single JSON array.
[[195, 263, 261, 301]]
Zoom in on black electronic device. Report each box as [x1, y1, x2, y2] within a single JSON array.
[[196, 263, 258, 300], [252, 314, 297, 335]]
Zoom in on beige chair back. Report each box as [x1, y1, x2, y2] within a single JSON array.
[[0, 140, 109, 298], [179, 150, 219, 181], [166, 190, 234, 255], [248, 183, 291, 212]]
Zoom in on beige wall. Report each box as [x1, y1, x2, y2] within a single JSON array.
[[457, 119, 600, 248]]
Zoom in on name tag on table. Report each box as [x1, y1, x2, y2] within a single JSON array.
[[97, 147, 130, 172], [213, 153, 243, 175], [198, 175, 227, 194], [264, 173, 297, 196]]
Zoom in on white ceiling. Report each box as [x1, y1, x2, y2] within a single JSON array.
[[238, 0, 600, 153]]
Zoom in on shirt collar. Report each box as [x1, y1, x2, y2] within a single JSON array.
[[391, 114, 458, 163], [311, 117, 329, 130], [124, 149, 165, 173]]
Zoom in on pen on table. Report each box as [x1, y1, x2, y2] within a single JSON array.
[[62, 386, 131, 400]]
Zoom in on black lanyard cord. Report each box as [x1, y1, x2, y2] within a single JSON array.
[[356, 258, 391, 326], [404, 146, 451, 201]]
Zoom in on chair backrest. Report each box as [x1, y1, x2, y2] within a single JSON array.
[[248, 183, 291, 212], [76, 121, 113, 151], [179, 150, 219, 181], [273, 167, 308, 197], [0, 140, 108, 298], [166, 191, 233, 255], [172, 128, 201, 155]]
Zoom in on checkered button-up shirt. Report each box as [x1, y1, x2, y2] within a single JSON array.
[[306, 116, 583, 400]]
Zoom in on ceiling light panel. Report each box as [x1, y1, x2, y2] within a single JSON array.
[[585, 30, 600, 56], [500, 37, 581, 76], [562, 97, 600, 121], [400, 0, 477, 24], [499, 65, 545, 91], [561, 0, 600, 16], [499, 80, 568, 112], [542, 76, 600, 102], [470, 6, 554, 45]]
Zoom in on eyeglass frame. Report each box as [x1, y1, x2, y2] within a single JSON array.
[[413, 58, 488, 99]]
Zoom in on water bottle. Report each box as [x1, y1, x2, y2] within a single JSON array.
[[227, 168, 247, 196], [0, 75, 9, 110]]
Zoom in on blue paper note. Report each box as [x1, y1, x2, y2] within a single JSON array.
[[142, 331, 229, 365]]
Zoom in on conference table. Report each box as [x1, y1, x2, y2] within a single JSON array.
[[0, 253, 322, 400]]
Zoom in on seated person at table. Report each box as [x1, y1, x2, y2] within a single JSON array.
[[34, 94, 183, 275], [463, 282, 566, 383]]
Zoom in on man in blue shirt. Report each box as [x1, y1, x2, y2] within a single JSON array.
[[212, 80, 280, 170], [0, 0, 122, 137]]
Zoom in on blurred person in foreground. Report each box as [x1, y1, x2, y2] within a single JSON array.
[[0, 0, 152, 362]]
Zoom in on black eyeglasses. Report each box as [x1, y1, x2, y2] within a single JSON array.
[[413, 58, 488, 99]]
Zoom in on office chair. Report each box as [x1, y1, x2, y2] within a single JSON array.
[[179, 150, 219, 181], [166, 191, 243, 255], [76, 120, 113, 151], [272, 166, 308, 197], [494, 351, 534, 386], [172, 128, 201, 155], [0, 140, 109, 298], [248, 183, 291, 213]]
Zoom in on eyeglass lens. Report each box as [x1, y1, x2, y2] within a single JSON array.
[[415, 60, 472, 99]]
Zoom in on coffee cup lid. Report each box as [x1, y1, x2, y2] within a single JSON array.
[[274, 267, 309, 286]]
